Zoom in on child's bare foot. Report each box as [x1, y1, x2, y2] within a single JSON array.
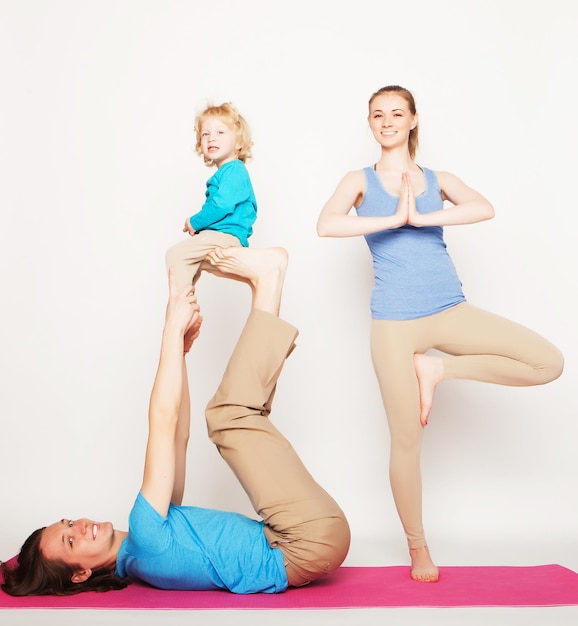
[[413, 353, 444, 426], [410, 546, 439, 583], [205, 247, 288, 315]]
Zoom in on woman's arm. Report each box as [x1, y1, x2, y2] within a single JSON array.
[[317, 170, 407, 237], [140, 271, 201, 517], [409, 171, 495, 227]]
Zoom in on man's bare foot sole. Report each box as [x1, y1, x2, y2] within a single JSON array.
[[206, 246, 288, 282], [205, 247, 288, 315]]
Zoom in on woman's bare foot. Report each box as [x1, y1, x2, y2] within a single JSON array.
[[205, 246, 288, 316], [413, 353, 444, 426], [410, 546, 439, 583]]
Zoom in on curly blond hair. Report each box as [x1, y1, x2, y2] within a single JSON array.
[[194, 102, 253, 166]]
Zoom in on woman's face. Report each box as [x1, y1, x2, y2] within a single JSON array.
[[40, 518, 119, 581], [368, 93, 417, 151]]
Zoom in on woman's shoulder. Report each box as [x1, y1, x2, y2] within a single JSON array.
[[425, 168, 458, 183], [331, 169, 367, 195], [342, 168, 369, 183]]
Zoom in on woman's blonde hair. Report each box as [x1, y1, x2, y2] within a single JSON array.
[[368, 85, 419, 159], [194, 102, 253, 166]]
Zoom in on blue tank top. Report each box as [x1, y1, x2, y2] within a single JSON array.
[[355, 166, 465, 320]]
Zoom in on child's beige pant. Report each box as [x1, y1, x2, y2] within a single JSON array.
[[166, 231, 241, 291]]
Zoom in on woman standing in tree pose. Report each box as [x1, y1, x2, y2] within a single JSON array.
[[317, 85, 563, 582]]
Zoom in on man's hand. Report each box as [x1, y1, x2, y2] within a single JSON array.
[[165, 267, 201, 338], [183, 315, 203, 354]]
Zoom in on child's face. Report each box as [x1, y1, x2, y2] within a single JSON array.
[[199, 117, 241, 166]]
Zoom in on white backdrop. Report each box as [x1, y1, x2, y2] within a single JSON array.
[[1, 0, 577, 573]]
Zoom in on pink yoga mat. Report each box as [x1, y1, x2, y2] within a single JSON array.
[[2, 564, 578, 610]]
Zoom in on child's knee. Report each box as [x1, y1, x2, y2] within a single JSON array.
[[165, 242, 181, 268]]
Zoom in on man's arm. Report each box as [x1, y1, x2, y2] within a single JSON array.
[[171, 318, 202, 505], [140, 270, 201, 516]]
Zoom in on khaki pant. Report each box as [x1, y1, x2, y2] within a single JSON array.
[[370, 302, 564, 549], [166, 231, 241, 291], [206, 310, 350, 587]]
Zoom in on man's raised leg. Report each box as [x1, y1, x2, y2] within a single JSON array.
[[204, 247, 350, 586]]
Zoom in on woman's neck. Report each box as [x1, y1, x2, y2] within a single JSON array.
[[374, 148, 416, 172]]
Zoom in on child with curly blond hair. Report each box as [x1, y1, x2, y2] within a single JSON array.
[[166, 102, 257, 290]]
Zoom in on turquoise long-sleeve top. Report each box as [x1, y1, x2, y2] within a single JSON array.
[[189, 159, 257, 247]]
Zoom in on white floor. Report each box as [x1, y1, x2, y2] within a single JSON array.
[[3, 606, 578, 626]]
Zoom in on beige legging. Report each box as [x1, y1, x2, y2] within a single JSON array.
[[370, 302, 564, 549], [205, 309, 350, 587]]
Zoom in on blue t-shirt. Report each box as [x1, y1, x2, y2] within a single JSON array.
[[115, 492, 288, 594], [189, 159, 257, 247], [356, 166, 465, 320]]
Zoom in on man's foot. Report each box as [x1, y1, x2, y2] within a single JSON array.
[[410, 546, 439, 583], [205, 247, 288, 315], [413, 353, 444, 426]]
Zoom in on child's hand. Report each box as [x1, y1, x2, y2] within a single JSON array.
[[183, 220, 196, 236]]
